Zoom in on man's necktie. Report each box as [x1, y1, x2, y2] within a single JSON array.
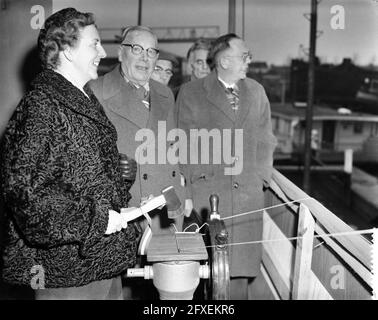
[[135, 86, 147, 100], [225, 86, 239, 111], [131, 83, 150, 109]]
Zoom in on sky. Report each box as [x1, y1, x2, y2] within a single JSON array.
[[53, 0, 378, 66]]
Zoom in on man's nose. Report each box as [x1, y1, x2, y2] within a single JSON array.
[[139, 50, 148, 61]]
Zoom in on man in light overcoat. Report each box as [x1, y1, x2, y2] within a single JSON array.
[[176, 33, 277, 299]]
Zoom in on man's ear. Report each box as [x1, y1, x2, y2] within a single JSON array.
[[118, 46, 123, 63], [219, 56, 229, 70], [186, 59, 193, 75]]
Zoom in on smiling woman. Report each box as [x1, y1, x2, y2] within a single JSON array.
[[0, 7, 137, 300], [40, 12, 107, 95]]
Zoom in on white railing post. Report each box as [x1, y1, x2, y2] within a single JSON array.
[[292, 204, 315, 299], [344, 148, 353, 174], [344, 148, 353, 206]]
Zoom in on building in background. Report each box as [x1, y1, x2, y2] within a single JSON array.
[[271, 102, 378, 163]]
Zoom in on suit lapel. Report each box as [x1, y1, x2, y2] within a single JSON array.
[[102, 66, 149, 129], [235, 79, 252, 127], [147, 80, 170, 132], [204, 72, 236, 122]]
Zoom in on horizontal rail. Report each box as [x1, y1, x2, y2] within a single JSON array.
[[270, 169, 372, 271]]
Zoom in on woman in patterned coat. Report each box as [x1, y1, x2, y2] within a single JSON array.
[[0, 8, 137, 299]]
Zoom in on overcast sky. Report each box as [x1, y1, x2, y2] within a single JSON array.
[[53, 0, 378, 65]]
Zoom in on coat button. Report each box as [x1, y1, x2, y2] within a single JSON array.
[[143, 173, 148, 180], [233, 182, 239, 189], [172, 170, 176, 177]]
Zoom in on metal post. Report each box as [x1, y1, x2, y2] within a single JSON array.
[[303, 0, 318, 194], [138, 0, 142, 25], [228, 0, 236, 34], [1, 0, 7, 10], [242, 0, 245, 39]]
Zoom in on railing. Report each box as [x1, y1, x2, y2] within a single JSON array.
[[261, 169, 373, 299]]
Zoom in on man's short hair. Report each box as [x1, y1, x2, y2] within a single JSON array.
[[120, 25, 157, 44], [186, 38, 211, 60], [206, 33, 240, 70]]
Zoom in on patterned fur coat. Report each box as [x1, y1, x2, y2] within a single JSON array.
[[0, 69, 137, 288]]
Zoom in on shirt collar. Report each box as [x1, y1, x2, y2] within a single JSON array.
[[217, 76, 236, 90]]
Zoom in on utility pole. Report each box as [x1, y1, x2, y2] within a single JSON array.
[[303, 0, 318, 194], [228, 0, 236, 34], [138, 0, 142, 25], [242, 0, 245, 39]]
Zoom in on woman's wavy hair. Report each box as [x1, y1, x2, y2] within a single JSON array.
[[38, 7, 95, 69]]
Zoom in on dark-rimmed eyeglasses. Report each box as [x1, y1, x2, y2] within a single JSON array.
[[121, 43, 159, 59], [226, 52, 253, 63]]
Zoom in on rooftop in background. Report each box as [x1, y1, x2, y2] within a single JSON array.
[[98, 26, 219, 45], [271, 103, 378, 122]]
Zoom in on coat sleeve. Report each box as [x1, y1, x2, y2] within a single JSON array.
[[255, 86, 277, 185], [0, 95, 114, 254], [175, 86, 194, 201]]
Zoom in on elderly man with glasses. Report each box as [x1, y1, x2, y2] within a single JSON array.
[[176, 33, 277, 299], [90, 26, 192, 298], [90, 26, 191, 298], [91, 25, 190, 232]]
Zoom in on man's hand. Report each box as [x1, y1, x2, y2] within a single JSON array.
[[119, 153, 137, 181]]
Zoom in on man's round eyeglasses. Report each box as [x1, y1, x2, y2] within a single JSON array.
[[226, 52, 253, 63], [121, 43, 159, 59], [154, 66, 173, 77]]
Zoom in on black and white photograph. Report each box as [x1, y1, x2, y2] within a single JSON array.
[[0, 0, 377, 303]]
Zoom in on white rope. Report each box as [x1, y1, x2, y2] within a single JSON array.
[[183, 223, 200, 232], [221, 197, 314, 221], [181, 228, 374, 252], [167, 198, 377, 297], [169, 198, 374, 271], [372, 228, 378, 300]]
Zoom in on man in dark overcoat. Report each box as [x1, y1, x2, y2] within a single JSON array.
[[176, 33, 277, 299], [90, 26, 192, 299], [90, 26, 190, 235]]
